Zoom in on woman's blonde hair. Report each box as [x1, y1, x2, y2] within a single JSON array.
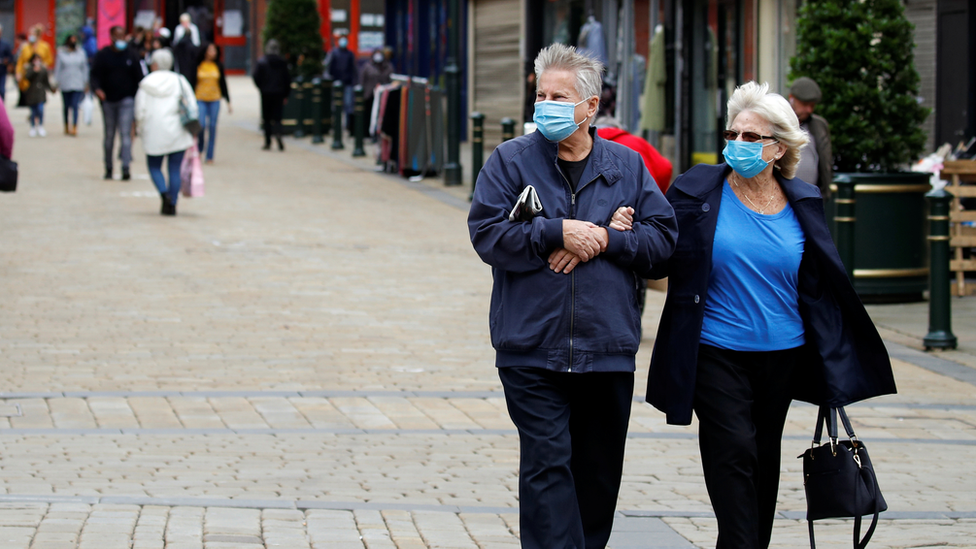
[[726, 81, 809, 179]]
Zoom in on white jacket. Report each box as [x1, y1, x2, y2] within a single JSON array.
[[135, 70, 196, 156]]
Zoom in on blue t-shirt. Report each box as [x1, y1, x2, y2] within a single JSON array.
[[700, 180, 806, 351]]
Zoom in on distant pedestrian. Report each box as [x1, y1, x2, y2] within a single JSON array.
[[16, 25, 53, 96], [172, 22, 199, 89], [594, 116, 672, 193], [173, 13, 201, 48], [135, 48, 196, 216], [80, 21, 97, 63], [327, 35, 357, 132], [252, 39, 290, 151], [54, 34, 89, 136], [789, 76, 833, 199], [194, 43, 231, 164], [91, 26, 144, 180], [0, 24, 14, 102], [23, 54, 53, 137], [359, 47, 393, 134]]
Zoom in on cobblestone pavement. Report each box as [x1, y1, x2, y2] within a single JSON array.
[[1, 79, 976, 548]]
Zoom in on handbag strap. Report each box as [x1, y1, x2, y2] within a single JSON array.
[[812, 406, 840, 451]]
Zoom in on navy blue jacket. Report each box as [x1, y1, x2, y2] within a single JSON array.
[[646, 163, 897, 425], [468, 128, 678, 373]]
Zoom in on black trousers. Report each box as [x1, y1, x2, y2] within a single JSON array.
[[260, 92, 285, 144], [498, 366, 634, 549], [693, 344, 800, 549]]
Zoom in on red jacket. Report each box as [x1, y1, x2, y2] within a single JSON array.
[[597, 127, 672, 193]]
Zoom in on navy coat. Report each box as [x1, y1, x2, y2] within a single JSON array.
[[646, 163, 896, 425]]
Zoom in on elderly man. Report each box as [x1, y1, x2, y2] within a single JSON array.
[[173, 13, 201, 47], [468, 43, 677, 549], [789, 76, 833, 198]]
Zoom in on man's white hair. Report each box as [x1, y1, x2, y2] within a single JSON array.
[[727, 81, 810, 180], [150, 48, 174, 71], [534, 43, 604, 102]]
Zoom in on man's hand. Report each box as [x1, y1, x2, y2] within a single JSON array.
[[609, 206, 635, 232], [94, 89, 106, 101], [548, 248, 581, 274], [562, 219, 605, 261]]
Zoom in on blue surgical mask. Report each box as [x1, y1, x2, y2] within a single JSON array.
[[533, 99, 587, 142], [338, 37, 348, 48], [115, 40, 128, 50], [723, 139, 776, 179]]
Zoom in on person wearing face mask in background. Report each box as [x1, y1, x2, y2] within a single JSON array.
[[327, 35, 357, 132], [626, 81, 895, 549], [359, 47, 392, 137], [91, 26, 145, 180], [16, 25, 53, 95], [54, 33, 89, 136], [468, 43, 676, 549]]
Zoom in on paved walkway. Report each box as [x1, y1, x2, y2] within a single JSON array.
[[1, 78, 975, 548]]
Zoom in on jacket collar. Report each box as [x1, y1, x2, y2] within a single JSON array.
[[672, 162, 821, 203], [532, 126, 623, 187]]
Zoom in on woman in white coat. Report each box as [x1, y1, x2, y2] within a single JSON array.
[[135, 48, 196, 216]]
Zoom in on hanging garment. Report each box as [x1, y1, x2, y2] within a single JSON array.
[[640, 25, 667, 132], [578, 17, 608, 67]]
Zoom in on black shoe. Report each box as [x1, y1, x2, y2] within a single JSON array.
[[160, 194, 169, 214], [103, 169, 113, 180], [277, 137, 284, 151], [262, 141, 271, 150], [121, 168, 131, 181], [162, 201, 177, 216]]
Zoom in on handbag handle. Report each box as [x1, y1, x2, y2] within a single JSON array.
[[812, 406, 860, 453]]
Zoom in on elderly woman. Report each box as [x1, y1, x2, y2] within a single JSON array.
[[622, 82, 896, 548], [135, 48, 196, 216], [468, 43, 676, 549]]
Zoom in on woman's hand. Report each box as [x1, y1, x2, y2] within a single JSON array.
[[227, 102, 233, 114], [609, 206, 635, 232]]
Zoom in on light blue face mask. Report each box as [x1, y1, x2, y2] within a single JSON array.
[[533, 99, 588, 142], [115, 40, 128, 50], [723, 139, 777, 179]]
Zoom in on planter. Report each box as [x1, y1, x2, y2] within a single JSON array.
[[828, 171, 931, 302]]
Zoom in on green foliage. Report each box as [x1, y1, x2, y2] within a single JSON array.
[[790, 0, 930, 173], [263, 0, 324, 79]]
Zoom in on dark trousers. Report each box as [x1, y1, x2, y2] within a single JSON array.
[[101, 97, 134, 171], [62, 90, 83, 126], [693, 344, 799, 549], [260, 92, 285, 144], [498, 366, 634, 549]]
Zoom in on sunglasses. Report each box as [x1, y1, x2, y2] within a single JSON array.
[[723, 130, 777, 143]]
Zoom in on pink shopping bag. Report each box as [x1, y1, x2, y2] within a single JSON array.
[[181, 140, 205, 197]]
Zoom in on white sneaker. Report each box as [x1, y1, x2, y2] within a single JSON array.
[[28, 127, 37, 137], [37, 126, 46, 137]]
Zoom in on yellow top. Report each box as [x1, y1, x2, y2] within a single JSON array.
[[16, 40, 54, 83], [195, 61, 222, 102]]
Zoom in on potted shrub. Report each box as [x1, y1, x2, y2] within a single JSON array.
[[790, 0, 932, 300], [264, 0, 326, 136]]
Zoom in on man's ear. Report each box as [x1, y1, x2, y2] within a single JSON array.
[[587, 95, 600, 118]]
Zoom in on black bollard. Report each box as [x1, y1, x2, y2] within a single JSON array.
[[293, 75, 306, 138], [924, 188, 958, 350], [469, 112, 485, 200], [352, 85, 366, 157], [310, 77, 324, 144], [833, 174, 856, 282], [331, 82, 345, 150], [500, 118, 515, 142]]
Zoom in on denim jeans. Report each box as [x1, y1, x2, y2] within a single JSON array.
[[196, 100, 220, 160], [29, 103, 44, 126], [101, 97, 134, 171], [147, 150, 186, 205], [62, 90, 83, 126]]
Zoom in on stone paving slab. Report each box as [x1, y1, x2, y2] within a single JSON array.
[[2, 78, 976, 547]]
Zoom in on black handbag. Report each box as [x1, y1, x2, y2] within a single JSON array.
[[0, 155, 18, 192], [799, 406, 886, 549]]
